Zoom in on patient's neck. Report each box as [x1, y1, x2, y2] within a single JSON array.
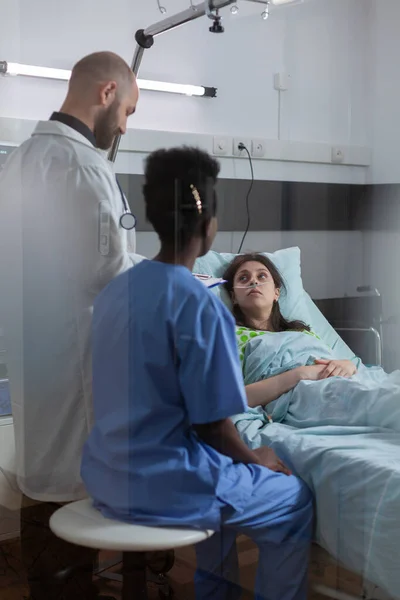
[[243, 309, 273, 332]]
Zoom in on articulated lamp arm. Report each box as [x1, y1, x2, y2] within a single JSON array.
[[108, 0, 269, 162]]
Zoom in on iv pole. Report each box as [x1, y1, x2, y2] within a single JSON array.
[[108, 0, 270, 162]]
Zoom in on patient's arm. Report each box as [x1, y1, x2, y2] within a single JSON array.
[[194, 419, 291, 474], [245, 371, 301, 408], [245, 364, 329, 408]]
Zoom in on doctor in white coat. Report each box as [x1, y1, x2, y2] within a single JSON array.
[[0, 51, 139, 600]]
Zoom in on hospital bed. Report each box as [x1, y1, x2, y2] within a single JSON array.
[[194, 246, 399, 600], [315, 288, 384, 368]]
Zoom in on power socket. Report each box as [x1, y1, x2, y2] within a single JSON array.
[[233, 138, 251, 157], [331, 146, 344, 164], [251, 139, 266, 158], [213, 136, 232, 156]]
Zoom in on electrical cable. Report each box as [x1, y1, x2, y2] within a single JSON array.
[[237, 143, 254, 254], [157, 0, 167, 14], [277, 89, 282, 140]]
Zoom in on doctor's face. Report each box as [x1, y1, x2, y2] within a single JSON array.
[[94, 79, 139, 150]]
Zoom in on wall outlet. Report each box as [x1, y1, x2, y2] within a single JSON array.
[[233, 138, 251, 157], [251, 139, 266, 158], [274, 72, 290, 91], [213, 136, 232, 156], [331, 146, 344, 164]]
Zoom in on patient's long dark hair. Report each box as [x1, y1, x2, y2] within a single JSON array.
[[223, 253, 311, 333]]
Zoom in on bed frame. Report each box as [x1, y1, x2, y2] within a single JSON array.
[[314, 288, 384, 367]]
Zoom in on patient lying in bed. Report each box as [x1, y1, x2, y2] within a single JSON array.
[[223, 253, 400, 431]]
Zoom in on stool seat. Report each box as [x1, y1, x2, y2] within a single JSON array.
[[50, 499, 214, 552]]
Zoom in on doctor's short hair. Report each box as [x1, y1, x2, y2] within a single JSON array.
[[144, 146, 220, 249], [70, 51, 134, 91]]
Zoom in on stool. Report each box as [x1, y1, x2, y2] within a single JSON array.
[[49, 499, 214, 600]]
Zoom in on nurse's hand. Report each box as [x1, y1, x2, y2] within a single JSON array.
[[253, 447, 292, 476]]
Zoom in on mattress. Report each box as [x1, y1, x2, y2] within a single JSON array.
[[236, 419, 400, 599]]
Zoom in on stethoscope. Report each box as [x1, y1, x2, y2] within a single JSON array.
[[116, 179, 137, 231]]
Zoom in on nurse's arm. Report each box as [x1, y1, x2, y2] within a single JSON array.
[[194, 419, 262, 465], [245, 369, 303, 409]]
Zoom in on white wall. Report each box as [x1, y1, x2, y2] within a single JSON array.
[[0, 0, 369, 179], [362, 0, 400, 369], [368, 0, 400, 184]]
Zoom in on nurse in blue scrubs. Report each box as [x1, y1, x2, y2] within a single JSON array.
[[81, 147, 313, 600]]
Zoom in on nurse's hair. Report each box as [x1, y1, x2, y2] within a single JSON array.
[[144, 146, 219, 249]]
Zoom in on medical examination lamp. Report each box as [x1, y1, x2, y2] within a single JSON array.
[[107, 0, 278, 162]]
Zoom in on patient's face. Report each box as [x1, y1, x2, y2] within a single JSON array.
[[232, 261, 280, 316]]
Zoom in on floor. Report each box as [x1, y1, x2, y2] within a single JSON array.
[[0, 535, 365, 600]]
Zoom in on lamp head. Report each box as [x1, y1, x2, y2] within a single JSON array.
[[209, 16, 224, 33]]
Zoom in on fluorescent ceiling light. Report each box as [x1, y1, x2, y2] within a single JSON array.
[[270, 0, 303, 4], [0, 61, 216, 98], [138, 79, 206, 96], [5, 62, 71, 80], [244, 0, 302, 4]]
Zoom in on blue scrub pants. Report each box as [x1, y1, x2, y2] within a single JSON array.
[[195, 467, 313, 600]]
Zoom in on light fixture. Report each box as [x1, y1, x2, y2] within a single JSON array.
[[230, 4, 239, 14], [261, 2, 270, 19], [270, 0, 302, 4], [0, 61, 217, 98], [247, 0, 301, 4]]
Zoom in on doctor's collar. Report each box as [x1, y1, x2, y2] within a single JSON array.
[[50, 112, 97, 148]]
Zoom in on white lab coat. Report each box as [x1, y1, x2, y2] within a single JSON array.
[[0, 121, 142, 502]]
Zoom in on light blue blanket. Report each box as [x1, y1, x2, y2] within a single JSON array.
[[234, 330, 400, 432], [232, 330, 400, 597]]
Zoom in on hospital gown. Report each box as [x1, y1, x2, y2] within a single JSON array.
[[81, 260, 313, 600]]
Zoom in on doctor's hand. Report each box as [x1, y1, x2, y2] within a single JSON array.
[[314, 359, 357, 379], [253, 447, 292, 476]]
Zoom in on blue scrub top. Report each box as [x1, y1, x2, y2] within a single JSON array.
[[81, 260, 253, 530]]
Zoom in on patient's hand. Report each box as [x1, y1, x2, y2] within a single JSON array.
[[295, 364, 330, 381], [314, 359, 357, 379]]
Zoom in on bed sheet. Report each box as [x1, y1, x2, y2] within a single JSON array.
[[236, 419, 400, 598]]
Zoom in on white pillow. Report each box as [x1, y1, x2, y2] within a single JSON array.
[[193, 247, 312, 326], [303, 291, 356, 360]]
